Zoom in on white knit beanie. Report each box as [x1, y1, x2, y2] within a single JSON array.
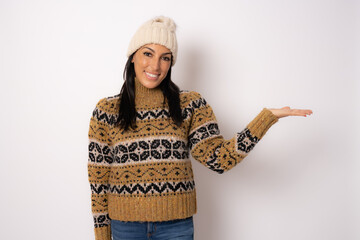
[[127, 16, 178, 66]]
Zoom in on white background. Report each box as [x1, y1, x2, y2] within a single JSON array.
[[1, 0, 359, 239]]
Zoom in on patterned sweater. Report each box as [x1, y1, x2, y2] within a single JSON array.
[[88, 77, 279, 239]]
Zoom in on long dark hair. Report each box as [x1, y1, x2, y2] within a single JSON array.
[[115, 52, 184, 131]]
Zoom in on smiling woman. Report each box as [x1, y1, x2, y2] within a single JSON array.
[[132, 44, 172, 89], [87, 16, 312, 240]]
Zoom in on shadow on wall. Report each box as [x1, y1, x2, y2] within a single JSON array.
[[174, 44, 204, 92]]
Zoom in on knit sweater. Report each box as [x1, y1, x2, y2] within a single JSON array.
[[88, 77, 279, 240]]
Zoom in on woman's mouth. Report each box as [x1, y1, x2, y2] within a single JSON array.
[[145, 72, 160, 80]]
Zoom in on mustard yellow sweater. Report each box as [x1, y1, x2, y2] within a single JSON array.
[[88, 78, 278, 239]]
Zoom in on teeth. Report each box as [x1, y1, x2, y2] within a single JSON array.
[[146, 72, 158, 78]]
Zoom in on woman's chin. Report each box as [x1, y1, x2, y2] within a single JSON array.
[[139, 78, 163, 89]]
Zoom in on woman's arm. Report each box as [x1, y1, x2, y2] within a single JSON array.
[[88, 98, 113, 240], [187, 92, 280, 174]]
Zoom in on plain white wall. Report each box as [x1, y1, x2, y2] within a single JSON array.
[[1, 0, 359, 239]]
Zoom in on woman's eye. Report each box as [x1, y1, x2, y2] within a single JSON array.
[[162, 56, 171, 61], [144, 52, 152, 57]]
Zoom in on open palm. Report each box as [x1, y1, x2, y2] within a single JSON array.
[[268, 106, 313, 118]]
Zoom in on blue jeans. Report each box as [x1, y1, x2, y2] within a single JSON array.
[[111, 216, 194, 240]]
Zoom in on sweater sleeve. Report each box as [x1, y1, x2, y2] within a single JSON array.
[[88, 98, 113, 240], [188, 92, 278, 174]]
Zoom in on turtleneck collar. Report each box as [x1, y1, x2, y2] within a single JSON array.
[[134, 77, 165, 108]]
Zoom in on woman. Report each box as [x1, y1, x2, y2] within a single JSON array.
[[88, 16, 313, 240]]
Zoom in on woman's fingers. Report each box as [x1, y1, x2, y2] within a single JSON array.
[[288, 109, 313, 117], [292, 109, 313, 116], [268, 107, 313, 118]]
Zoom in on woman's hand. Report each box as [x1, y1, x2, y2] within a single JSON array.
[[268, 106, 313, 119]]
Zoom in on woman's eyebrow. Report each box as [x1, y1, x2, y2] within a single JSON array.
[[144, 47, 155, 53], [144, 47, 172, 56]]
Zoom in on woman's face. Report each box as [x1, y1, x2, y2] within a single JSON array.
[[132, 44, 172, 89]]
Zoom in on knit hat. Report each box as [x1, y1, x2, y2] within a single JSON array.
[[127, 16, 178, 66]]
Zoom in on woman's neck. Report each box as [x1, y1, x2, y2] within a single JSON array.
[[134, 77, 165, 108]]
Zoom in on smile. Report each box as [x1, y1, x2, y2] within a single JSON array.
[[145, 72, 160, 80]]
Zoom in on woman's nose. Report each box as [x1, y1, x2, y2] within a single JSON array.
[[149, 58, 160, 71]]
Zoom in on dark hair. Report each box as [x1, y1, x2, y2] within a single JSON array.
[[115, 53, 184, 131]]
